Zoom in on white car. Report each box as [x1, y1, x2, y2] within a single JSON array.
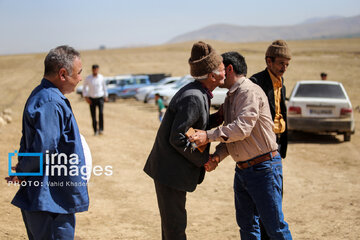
[[149, 75, 227, 107], [212, 87, 227, 107], [287, 80, 355, 141], [149, 75, 194, 105], [76, 75, 132, 96], [135, 76, 181, 102]]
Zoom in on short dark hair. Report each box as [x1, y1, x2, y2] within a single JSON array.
[[321, 72, 327, 77], [221, 51, 247, 76], [44, 45, 80, 76], [92, 64, 99, 69]]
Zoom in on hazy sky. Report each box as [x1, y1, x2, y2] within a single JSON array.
[[0, 0, 359, 55]]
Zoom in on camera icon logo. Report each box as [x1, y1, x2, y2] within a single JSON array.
[[8, 150, 43, 176]]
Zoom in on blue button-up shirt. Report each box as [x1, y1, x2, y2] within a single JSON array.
[[11, 79, 89, 214]]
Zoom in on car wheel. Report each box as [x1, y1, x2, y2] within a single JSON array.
[[144, 94, 149, 103], [109, 94, 116, 102], [344, 132, 351, 142]]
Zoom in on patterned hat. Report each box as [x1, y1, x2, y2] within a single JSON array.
[[189, 41, 223, 77], [265, 40, 291, 59]]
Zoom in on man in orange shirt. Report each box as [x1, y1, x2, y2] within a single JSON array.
[[250, 40, 292, 240]]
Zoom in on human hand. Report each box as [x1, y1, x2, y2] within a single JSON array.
[[104, 97, 109, 102], [5, 175, 22, 184], [211, 154, 220, 164], [188, 129, 209, 147], [204, 155, 219, 172], [5, 166, 22, 184], [85, 97, 92, 104]]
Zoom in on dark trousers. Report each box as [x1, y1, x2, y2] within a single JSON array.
[[89, 97, 104, 133], [260, 137, 285, 240], [154, 180, 187, 240], [234, 153, 292, 240], [21, 210, 75, 240]]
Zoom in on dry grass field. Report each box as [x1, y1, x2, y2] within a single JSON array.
[[0, 38, 360, 239]]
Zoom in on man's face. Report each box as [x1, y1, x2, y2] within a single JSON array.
[[92, 67, 99, 76], [220, 64, 232, 89], [267, 57, 290, 78], [64, 57, 83, 94], [213, 62, 226, 87]]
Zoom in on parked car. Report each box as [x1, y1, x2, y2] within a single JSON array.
[[105, 75, 133, 90], [212, 87, 227, 107], [287, 80, 355, 141], [148, 75, 227, 107], [147, 75, 194, 105], [107, 75, 151, 101], [76, 75, 132, 96], [76, 85, 83, 95], [135, 76, 181, 102]]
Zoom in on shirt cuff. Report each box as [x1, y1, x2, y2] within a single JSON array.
[[207, 128, 223, 142], [214, 143, 229, 161]]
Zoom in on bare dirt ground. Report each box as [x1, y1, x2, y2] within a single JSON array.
[[0, 38, 360, 239]]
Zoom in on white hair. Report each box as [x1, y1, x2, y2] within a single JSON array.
[[192, 69, 221, 81]]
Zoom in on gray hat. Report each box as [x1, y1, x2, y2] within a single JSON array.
[[266, 40, 291, 59], [188, 41, 223, 77]]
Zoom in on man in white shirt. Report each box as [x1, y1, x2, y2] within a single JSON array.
[[82, 64, 108, 135]]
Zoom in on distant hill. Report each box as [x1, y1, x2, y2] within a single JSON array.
[[300, 15, 343, 24], [168, 15, 360, 43]]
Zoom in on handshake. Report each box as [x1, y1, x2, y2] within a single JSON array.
[[204, 154, 220, 172], [187, 128, 219, 172]]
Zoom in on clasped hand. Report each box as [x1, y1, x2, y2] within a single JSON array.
[[188, 129, 209, 147], [188, 129, 219, 172], [204, 154, 220, 172]]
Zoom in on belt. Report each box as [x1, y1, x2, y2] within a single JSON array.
[[236, 151, 278, 170]]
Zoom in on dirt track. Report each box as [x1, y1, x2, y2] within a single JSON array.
[[1, 39, 360, 239]]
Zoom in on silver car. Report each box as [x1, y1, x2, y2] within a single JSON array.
[[287, 80, 355, 141]]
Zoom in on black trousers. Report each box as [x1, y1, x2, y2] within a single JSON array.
[[89, 97, 104, 133], [154, 180, 187, 240]]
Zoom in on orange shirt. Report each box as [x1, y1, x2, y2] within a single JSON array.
[[267, 69, 286, 134]]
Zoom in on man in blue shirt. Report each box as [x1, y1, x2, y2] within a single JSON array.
[[5, 45, 89, 240]]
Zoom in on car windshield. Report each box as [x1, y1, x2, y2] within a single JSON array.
[[119, 79, 134, 85], [294, 84, 346, 99], [154, 78, 169, 86], [107, 79, 117, 85]]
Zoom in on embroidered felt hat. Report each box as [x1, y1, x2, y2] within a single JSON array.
[[188, 41, 223, 77], [265, 40, 291, 59]]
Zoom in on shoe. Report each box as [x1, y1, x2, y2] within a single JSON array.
[[99, 130, 103, 135], [94, 131, 99, 136]]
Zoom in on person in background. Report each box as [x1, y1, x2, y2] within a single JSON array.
[[82, 64, 108, 135], [321, 72, 327, 80], [144, 41, 225, 240], [5, 45, 89, 240], [250, 39, 292, 240], [155, 93, 166, 122]]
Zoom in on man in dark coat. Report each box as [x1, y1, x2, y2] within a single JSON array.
[[144, 41, 225, 240], [250, 40, 292, 240]]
